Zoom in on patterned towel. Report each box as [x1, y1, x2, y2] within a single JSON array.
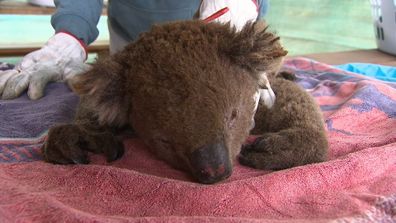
[[0, 59, 395, 222]]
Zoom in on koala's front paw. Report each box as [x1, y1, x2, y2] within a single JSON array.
[[239, 133, 287, 170], [239, 128, 328, 170], [41, 124, 124, 164], [277, 71, 297, 81]]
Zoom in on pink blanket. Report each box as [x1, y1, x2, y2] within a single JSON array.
[[0, 58, 395, 222]]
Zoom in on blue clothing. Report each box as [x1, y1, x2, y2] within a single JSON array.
[[51, 0, 269, 45]]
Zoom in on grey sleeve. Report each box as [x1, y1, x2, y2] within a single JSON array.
[[258, 0, 269, 19], [51, 0, 104, 45]]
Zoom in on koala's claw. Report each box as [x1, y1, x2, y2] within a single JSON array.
[[241, 134, 278, 154], [71, 156, 90, 165], [238, 148, 284, 170], [42, 142, 91, 165], [41, 124, 124, 164], [238, 152, 255, 168], [41, 124, 86, 164], [238, 133, 289, 170], [103, 138, 124, 162], [278, 71, 297, 81]]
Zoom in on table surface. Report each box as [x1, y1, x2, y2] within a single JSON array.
[[0, 0, 107, 15], [293, 49, 396, 66]]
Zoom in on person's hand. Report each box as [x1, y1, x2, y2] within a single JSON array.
[[199, 0, 259, 31], [0, 32, 90, 100]]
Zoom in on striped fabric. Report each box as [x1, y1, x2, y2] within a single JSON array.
[[0, 59, 395, 222]]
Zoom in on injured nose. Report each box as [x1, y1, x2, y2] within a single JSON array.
[[189, 142, 232, 184]]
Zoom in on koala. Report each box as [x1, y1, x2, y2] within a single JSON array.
[[41, 20, 328, 184]]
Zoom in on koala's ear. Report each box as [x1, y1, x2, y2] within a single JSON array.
[[220, 20, 288, 76], [69, 53, 131, 127]]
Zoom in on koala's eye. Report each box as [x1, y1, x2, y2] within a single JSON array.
[[226, 109, 239, 128], [231, 109, 238, 120], [259, 83, 268, 90], [228, 109, 239, 128]]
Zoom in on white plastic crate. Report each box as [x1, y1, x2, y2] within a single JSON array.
[[370, 0, 396, 55]]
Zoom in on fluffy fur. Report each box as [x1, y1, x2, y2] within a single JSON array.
[[42, 20, 327, 184]]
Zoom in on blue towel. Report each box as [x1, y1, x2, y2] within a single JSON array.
[[336, 63, 396, 82]]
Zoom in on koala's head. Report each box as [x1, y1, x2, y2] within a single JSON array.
[[71, 20, 287, 184]]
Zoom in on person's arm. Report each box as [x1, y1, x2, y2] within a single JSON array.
[[257, 0, 269, 19], [51, 0, 104, 45], [0, 0, 103, 100]]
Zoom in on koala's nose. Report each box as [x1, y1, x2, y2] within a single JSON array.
[[189, 143, 232, 184]]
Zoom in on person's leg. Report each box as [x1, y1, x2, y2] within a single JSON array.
[[107, 20, 129, 55]]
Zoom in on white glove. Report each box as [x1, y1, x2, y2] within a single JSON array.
[[0, 32, 90, 100], [259, 73, 276, 109], [199, 0, 259, 31]]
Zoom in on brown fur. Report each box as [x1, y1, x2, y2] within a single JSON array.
[[240, 71, 328, 169], [41, 20, 327, 183]]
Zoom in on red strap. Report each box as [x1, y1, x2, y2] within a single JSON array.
[[203, 7, 229, 23], [203, 0, 259, 23], [251, 0, 259, 12], [57, 30, 88, 60]]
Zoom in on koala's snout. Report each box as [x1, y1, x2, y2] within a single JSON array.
[[189, 142, 232, 184]]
